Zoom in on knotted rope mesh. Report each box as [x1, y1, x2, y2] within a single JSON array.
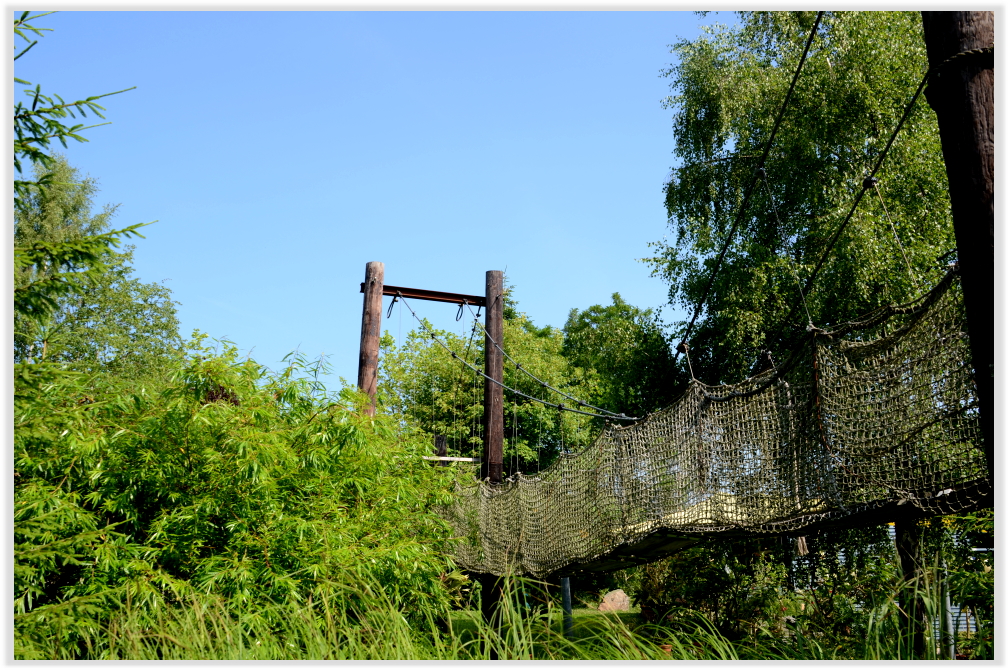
[[442, 270, 987, 578]]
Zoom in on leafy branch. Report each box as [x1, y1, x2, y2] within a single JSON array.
[[13, 11, 134, 211]]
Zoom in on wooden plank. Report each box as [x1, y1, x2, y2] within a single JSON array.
[[359, 282, 486, 307], [357, 261, 384, 417], [483, 270, 504, 484], [421, 456, 479, 462]]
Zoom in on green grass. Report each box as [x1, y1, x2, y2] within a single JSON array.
[[15, 573, 982, 660]]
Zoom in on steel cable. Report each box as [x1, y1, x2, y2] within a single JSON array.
[[397, 292, 639, 421], [790, 68, 931, 324], [463, 302, 632, 420], [674, 11, 824, 363]]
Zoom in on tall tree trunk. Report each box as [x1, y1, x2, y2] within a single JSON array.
[[920, 11, 994, 478]]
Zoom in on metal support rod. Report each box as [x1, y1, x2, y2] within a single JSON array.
[[561, 576, 573, 638], [357, 261, 384, 417], [940, 557, 956, 659], [483, 270, 504, 484]]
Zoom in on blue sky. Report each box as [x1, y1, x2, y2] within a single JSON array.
[[14, 10, 724, 386]]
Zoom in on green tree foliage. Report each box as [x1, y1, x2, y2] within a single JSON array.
[[14, 152, 116, 246], [14, 11, 133, 212], [13, 13, 463, 658], [563, 293, 680, 420], [945, 511, 993, 658], [633, 518, 991, 658], [635, 13, 991, 659], [647, 11, 955, 384], [379, 283, 599, 476], [636, 537, 790, 639], [15, 339, 463, 657], [13, 12, 161, 378], [15, 156, 182, 378]]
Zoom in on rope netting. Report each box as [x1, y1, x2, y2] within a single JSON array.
[[442, 270, 988, 577]]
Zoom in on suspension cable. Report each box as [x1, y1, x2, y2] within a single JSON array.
[[463, 302, 631, 420], [759, 167, 813, 325], [786, 65, 931, 330], [397, 293, 639, 421], [868, 176, 920, 288], [674, 11, 824, 363]]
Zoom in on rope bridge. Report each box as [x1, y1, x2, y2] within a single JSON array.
[[441, 270, 989, 578]]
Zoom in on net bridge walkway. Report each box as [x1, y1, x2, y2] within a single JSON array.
[[441, 270, 989, 578]]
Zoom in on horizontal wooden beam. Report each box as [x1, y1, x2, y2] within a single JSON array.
[[359, 283, 487, 307], [421, 456, 479, 462]]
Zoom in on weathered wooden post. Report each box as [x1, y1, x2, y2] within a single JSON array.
[[480, 270, 505, 659], [483, 270, 504, 484], [357, 261, 384, 417], [434, 434, 449, 467], [920, 11, 994, 478]]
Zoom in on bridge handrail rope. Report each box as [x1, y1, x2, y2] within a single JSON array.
[[395, 292, 640, 421], [444, 268, 986, 578], [692, 266, 959, 406], [463, 301, 634, 420], [674, 11, 824, 363], [448, 310, 480, 455]]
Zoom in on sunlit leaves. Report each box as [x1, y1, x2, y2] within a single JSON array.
[[15, 341, 462, 652], [379, 298, 600, 475], [13, 12, 135, 212], [648, 11, 955, 384]]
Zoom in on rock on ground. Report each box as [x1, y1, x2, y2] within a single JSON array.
[[598, 589, 630, 612]]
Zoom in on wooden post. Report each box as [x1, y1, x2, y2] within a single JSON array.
[[920, 12, 994, 478], [895, 517, 927, 659], [483, 270, 504, 484], [479, 271, 505, 657], [434, 434, 449, 467], [478, 574, 502, 659], [357, 261, 384, 417]]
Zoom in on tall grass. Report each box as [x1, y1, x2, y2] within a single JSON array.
[[15, 569, 971, 660], [16, 573, 740, 660]]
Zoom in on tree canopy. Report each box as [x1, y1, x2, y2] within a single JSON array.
[[563, 293, 679, 421], [14, 156, 182, 378], [379, 280, 601, 476], [647, 11, 955, 384]]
